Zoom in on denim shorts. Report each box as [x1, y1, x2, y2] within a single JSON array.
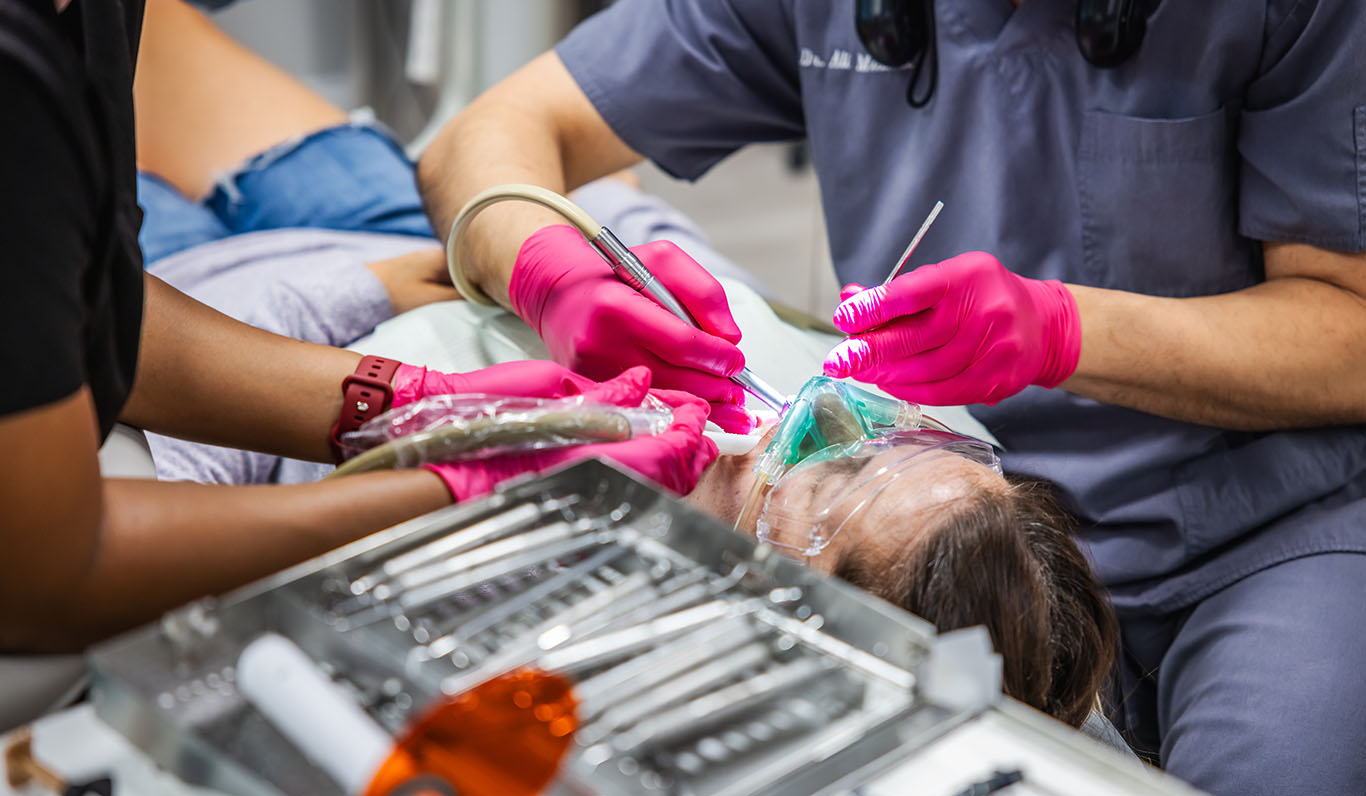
[[136, 120, 436, 265]]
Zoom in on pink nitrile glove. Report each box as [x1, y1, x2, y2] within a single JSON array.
[[507, 224, 754, 434], [822, 252, 1081, 406], [420, 366, 718, 502], [389, 360, 597, 409]]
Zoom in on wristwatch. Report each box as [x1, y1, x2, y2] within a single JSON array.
[[329, 355, 401, 463]]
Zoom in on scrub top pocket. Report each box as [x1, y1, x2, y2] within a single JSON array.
[[1076, 106, 1258, 297]]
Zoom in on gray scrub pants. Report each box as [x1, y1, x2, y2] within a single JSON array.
[[1111, 552, 1366, 795]]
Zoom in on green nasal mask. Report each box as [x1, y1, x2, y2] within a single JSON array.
[[738, 376, 1001, 556], [736, 376, 948, 536], [756, 376, 941, 479], [811, 392, 865, 448]]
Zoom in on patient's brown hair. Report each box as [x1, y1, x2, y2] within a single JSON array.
[[833, 475, 1117, 727]]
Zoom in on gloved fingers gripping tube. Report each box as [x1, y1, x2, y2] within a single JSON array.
[[328, 395, 674, 478], [330, 415, 628, 478]]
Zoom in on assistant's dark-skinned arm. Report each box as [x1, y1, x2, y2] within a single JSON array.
[[1062, 243, 1366, 429], [121, 273, 361, 462], [416, 52, 639, 307], [0, 388, 450, 652]]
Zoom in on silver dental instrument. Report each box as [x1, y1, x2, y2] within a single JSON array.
[[755, 606, 916, 691], [572, 618, 762, 715], [438, 569, 658, 695], [349, 496, 574, 597], [336, 525, 610, 628], [535, 597, 750, 675], [611, 657, 838, 755], [578, 641, 774, 745], [882, 200, 945, 286], [417, 546, 627, 661], [709, 700, 910, 796], [385, 518, 594, 599], [396, 533, 607, 615]]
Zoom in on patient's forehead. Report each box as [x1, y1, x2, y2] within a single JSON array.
[[832, 443, 997, 486], [830, 447, 1004, 554], [883, 447, 997, 502], [849, 447, 1000, 510], [781, 440, 1001, 518], [786, 444, 1004, 571]]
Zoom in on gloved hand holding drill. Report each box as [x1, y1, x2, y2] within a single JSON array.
[[508, 225, 754, 434]]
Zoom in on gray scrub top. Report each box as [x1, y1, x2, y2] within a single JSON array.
[[556, 0, 1366, 613]]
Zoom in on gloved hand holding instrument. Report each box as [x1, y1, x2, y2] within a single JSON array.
[[822, 202, 1082, 406], [446, 185, 791, 434]]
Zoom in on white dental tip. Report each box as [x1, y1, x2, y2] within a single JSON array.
[[705, 427, 765, 456]]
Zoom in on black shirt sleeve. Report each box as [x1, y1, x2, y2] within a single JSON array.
[[0, 55, 100, 416]]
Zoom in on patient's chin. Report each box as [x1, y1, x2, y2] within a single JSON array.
[[684, 476, 842, 575], [753, 535, 839, 573]]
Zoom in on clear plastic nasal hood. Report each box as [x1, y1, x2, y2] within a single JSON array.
[[738, 377, 1000, 556]]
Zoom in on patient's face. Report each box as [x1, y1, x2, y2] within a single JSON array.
[[686, 425, 1007, 572]]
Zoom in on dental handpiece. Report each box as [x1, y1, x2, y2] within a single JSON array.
[[589, 227, 789, 414]]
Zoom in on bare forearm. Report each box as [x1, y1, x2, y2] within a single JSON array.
[[18, 471, 448, 651], [1065, 276, 1366, 429], [135, 0, 347, 199], [418, 102, 565, 306], [416, 52, 638, 306], [123, 274, 359, 461]]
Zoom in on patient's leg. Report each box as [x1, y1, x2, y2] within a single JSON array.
[[134, 0, 348, 199]]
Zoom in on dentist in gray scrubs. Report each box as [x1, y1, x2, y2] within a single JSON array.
[[418, 2, 1366, 793]]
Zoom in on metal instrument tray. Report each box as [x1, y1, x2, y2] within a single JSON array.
[[89, 460, 977, 796]]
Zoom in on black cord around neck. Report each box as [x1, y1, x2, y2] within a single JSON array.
[[905, 0, 938, 108]]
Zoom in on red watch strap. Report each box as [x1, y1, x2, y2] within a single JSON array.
[[329, 356, 401, 463]]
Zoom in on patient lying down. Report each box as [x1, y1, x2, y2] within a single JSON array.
[[687, 423, 1118, 728]]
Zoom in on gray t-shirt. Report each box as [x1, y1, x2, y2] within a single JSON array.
[[556, 0, 1366, 611]]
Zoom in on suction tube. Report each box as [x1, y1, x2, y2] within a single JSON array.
[[446, 185, 600, 306]]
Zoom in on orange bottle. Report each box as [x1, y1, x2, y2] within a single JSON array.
[[363, 668, 579, 796]]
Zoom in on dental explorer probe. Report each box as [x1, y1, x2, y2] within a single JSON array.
[[447, 184, 790, 414], [882, 200, 944, 286]]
